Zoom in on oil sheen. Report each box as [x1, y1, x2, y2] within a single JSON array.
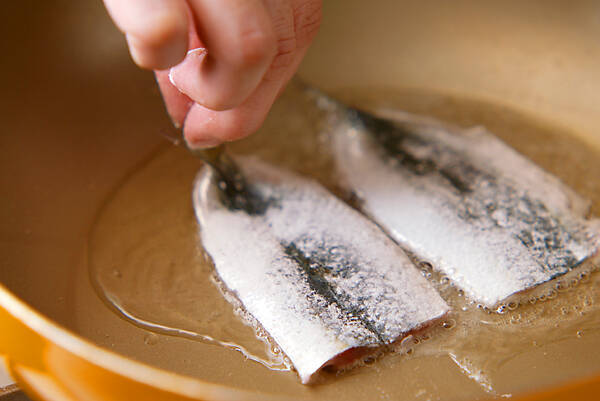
[[88, 83, 600, 400]]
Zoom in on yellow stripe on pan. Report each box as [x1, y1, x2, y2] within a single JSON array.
[[1, 282, 599, 401]]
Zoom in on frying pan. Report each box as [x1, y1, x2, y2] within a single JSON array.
[[1, 0, 600, 400]]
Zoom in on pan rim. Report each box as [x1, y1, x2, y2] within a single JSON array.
[[0, 283, 273, 401]]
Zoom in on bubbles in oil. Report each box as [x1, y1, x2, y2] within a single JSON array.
[[88, 83, 600, 400], [441, 319, 456, 329], [88, 146, 290, 372], [404, 245, 600, 395], [144, 333, 159, 345]]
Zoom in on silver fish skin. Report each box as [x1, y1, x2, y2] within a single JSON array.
[[329, 107, 600, 308], [193, 158, 449, 384]]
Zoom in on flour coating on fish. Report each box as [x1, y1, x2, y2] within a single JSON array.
[[193, 158, 449, 383], [329, 108, 600, 308]]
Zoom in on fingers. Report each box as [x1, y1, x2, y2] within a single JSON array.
[[183, 76, 283, 148], [155, 70, 193, 129], [169, 0, 278, 111], [177, 0, 321, 148], [151, 0, 321, 148], [267, 0, 322, 93], [181, 46, 312, 149], [103, 0, 189, 69], [180, 0, 294, 147], [104, 0, 321, 149], [291, 0, 323, 49]]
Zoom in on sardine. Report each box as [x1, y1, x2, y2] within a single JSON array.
[[329, 107, 600, 308], [193, 158, 449, 383]]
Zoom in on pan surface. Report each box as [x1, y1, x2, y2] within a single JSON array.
[[1, 1, 600, 400]]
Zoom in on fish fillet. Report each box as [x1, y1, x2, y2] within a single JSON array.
[[193, 158, 449, 383], [329, 107, 600, 308]]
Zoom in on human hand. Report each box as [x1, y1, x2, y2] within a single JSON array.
[[103, 0, 322, 148]]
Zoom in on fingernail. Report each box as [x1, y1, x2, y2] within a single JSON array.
[[186, 137, 222, 149], [169, 47, 207, 94]]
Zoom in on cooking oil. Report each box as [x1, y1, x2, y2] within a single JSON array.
[[88, 82, 600, 400]]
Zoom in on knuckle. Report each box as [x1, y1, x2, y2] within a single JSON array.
[[198, 85, 239, 111], [270, 35, 297, 71], [293, 0, 322, 48], [137, 12, 187, 47], [220, 115, 254, 142], [235, 29, 277, 67], [222, 108, 269, 142], [203, 97, 237, 112]]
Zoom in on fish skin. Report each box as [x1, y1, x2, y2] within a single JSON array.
[[193, 158, 449, 383], [329, 107, 600, 308]]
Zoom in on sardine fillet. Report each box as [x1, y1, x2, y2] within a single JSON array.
[[193, 158, 449, 383], [331, 109, 600, 308]]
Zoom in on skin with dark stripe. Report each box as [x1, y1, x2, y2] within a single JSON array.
[[351, 110, 586, 275], [283, 242, 387, 345]]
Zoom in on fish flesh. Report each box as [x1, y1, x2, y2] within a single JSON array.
[[193, 158, 449, 383], [328, 105, 600, 308]]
